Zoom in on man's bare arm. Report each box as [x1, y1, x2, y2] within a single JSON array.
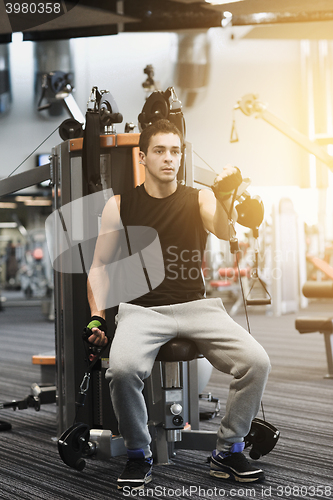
[[86, 194, 121, 345], [199, 166, 238, 240]]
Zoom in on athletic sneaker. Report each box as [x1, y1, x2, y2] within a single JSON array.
[[210, 443, 264, 483], [117, 449, 153, 490]]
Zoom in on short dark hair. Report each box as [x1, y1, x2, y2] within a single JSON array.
[[139, 119, 183, 155]]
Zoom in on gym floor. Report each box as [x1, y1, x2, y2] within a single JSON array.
[[0, 297, 332, 500]]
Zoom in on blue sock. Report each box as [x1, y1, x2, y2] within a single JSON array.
[[214, 442, 245, 457], [127, 449, 153, 462]]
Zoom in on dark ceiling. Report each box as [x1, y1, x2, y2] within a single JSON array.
[[1, 0, 333, 42]]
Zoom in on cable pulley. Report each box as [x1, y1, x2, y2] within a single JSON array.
[[236, 194, 264, 239], [59, 118, 83, 141], [138, 91, 169, 127], [98, 92, 123, 127], [58, 423, 90, 471], [138, 87, 185, 135]]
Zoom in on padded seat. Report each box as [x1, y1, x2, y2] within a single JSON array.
[[210, 280, 232, 288], [32, 351, 56, 385], [295, 316, 333, 378], [156, 338, 199, 362], [218, 267, 250, 278], [295, 317, 333, 334]]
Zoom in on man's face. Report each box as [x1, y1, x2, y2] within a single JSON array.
[[140, 133, 182, 184]]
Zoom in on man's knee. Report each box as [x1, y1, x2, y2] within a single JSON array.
[[106, 358, 151, 383], [252, 347, 271, 378]]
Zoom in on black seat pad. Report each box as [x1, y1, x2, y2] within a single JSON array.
[[156, 338, 199, 362]]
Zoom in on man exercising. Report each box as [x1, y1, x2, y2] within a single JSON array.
[[86, 119, 271, 489]]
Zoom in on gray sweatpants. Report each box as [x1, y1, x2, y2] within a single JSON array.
[[105, 298, 271, 457]]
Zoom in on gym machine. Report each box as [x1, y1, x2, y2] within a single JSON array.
[[233, 93, 333, 171], [55, 87, 278, 470], [0, 84, 279, 470]]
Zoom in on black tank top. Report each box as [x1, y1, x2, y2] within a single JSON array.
[[120, 183, 208, 307]]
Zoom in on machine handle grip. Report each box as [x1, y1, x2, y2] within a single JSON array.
[[246, 298, 271, 306]]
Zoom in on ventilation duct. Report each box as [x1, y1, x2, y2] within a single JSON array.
[[175, 31, 211, 109], [0, 44, 12, 116]]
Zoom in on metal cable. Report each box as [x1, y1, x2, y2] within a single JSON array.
[[7, 124, 60, 178]]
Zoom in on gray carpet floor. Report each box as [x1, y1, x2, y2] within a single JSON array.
[[0, 298, 332, 499]]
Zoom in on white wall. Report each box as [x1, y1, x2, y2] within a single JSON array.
[[0, 32, 178, 179], [0, 28, 304, 188], [71, 32, 178, 126], [185, 28, 304, 187]]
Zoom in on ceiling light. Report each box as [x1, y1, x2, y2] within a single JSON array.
[[251, 12, 276, 23], [0, 202, 18, 209], [24, 199, 52, 206], [205, 0, 243, 4], [15, 196, 33, 202], [0, 222, 17, 228]]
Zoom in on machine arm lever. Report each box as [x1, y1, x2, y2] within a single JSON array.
[[236, 94, 333, 171]]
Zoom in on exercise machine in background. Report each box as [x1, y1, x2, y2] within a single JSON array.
[[296, 281, 333, 379]]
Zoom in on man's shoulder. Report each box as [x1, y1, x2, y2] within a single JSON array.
[[175, 184, 202, 207], [120, 184, 143, 201], [118, 185, 146, 219], [177, 183, 199, 196]]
